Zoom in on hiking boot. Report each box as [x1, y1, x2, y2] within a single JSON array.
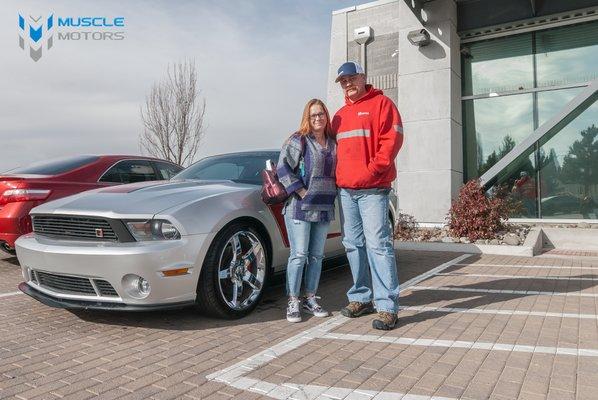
[[372, 311, 398, 330], [302, 295, 329, 318], [286, 298, 302, 323], [340, 301, 374, 318]]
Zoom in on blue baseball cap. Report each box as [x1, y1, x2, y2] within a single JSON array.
[[335, 61, 364, 82]]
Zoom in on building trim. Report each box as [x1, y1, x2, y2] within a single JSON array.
[[332, 0, 398, 15], [461, 82, 591, 101], [460, 6, 598, 43]]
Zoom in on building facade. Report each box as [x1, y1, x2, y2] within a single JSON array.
[[328, 0, 598, 223]]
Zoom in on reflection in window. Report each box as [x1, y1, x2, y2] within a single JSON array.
[[462, 33, 533, 96], [539, 99, 598, 218], [536, 21, 598, 89], [463, 94, 534, 180]]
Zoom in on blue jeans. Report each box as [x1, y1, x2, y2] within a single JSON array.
[[339, 188, 399, 313], [284, 214, 330, 297]]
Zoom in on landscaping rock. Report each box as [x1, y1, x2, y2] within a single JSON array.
[[489, 239, 500, 245], [503, 233, 521, 246], [475, 239, 485, 245], [578, 222, 590, 229], [459, 237, 470, 244], [441, 237, 457, 243]]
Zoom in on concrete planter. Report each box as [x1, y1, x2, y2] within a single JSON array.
[[396, 227, 543, 256]]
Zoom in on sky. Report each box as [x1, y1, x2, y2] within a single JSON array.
[[0, 0, 357, 172]]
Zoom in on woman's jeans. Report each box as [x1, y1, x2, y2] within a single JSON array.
[[339, 188, 399, 313], [284, 214, 330, 297]]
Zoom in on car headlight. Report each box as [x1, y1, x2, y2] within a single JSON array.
[[125, 219, 181, 241]]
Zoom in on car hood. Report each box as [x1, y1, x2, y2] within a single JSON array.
[[30, 179, 253, 218]]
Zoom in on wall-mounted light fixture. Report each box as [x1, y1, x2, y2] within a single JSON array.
[[354, 26, 372, 74], [407, 29, 431, 47]]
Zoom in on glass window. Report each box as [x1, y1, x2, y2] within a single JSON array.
[[100, 160, 157, 184], [536, 21, 598, 88], [538, 96, 598, 218], [175, 153, 279, 185], [6, 155, 100, 175], [154, 162, 182, 180], [462, 33, 534, 96], [463, 94, 534, 180], [485, 149, 538, 218]]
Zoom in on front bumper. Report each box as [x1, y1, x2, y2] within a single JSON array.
[[18, 282, 195, 311], [15, 232, 211, 308]]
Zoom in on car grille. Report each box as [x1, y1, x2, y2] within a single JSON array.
[[31, 271, 119, 297], [32, 215, 118, 241]]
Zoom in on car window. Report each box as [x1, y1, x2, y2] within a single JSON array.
[[154, 161, 183, 180], [99, 160, 157, 184], [5, 155, 100, 175], [174, 153, 279, 185]]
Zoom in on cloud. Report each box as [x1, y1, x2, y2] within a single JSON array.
[[0, 0, 355, 171]]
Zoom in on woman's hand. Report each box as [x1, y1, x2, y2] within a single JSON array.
[[297, 188, 307, 199]]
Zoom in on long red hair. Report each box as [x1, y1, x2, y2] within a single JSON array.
[[297, 99, 333, 138]]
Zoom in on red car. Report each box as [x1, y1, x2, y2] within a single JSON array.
[[0, 155, 182, 254]]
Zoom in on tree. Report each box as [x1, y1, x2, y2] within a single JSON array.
[[139, 60, 206, 166], [560, 124, 598, 196]]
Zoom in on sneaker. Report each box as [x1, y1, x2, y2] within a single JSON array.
[[286, 298, 301, 323], [340, 301, 375, 318], [302, 295, 329, 318], [372, 311, 398, 330]]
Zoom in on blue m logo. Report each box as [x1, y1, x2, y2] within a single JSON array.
[[18, 14, 54, 62]]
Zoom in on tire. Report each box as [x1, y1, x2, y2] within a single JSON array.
[[195, 222, 269, 319], [0, 243, 16, 256]]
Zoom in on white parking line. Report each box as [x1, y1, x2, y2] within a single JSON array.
[[436, 272, 597, 281], [320, 332, 598, 357], [411, 285, 598, 297], [206, 254, 471, 400], [454, 263, 598, 270], [399, 305, 598, 320], [0, 291, 22, 298]]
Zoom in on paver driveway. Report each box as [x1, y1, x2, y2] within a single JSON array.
[[1, 250, 597, 399]]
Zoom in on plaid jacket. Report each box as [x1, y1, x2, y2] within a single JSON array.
[[277, 133, 337, 222]]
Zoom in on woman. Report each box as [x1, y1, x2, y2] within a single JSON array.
[[277, 99, 337, 323]]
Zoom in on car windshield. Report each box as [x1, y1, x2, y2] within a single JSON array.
[[4, 155, 100, 175], [174, 153, 279, 185]]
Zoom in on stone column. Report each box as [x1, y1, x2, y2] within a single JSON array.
[[396, 0, 462, 223]]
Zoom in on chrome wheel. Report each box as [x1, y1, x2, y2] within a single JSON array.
[[216, 230, 266, 311]]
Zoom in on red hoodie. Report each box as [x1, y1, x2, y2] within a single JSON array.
[[331, 85, 403, 189]]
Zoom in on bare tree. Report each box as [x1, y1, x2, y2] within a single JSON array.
[[139, 60, 206, 166]]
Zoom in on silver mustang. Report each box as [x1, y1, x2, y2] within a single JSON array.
[[16, 151, 397, 318]]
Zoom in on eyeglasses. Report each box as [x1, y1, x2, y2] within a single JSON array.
[[310, 112, 326, 121]]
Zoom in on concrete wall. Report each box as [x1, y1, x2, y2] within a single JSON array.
[[395, 0, 462, 224], [327, 0, 400, 114], [327, 0, 462, 223]]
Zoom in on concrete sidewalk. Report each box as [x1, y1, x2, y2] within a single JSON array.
[[1, 250, 597, 399]]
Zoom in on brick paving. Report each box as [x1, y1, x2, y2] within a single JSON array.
[[1, 249, 598, 399]]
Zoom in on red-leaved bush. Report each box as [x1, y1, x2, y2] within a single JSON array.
[[447, 180, 516, 241]]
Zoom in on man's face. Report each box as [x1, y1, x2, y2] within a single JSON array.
[[338, 74, 366, 101]]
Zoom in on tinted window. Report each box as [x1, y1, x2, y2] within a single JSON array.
[[99, 160, 157, 184], [154, 161, 183, 180], [6, 155, 100, 175], [174, 153, 279, 185]]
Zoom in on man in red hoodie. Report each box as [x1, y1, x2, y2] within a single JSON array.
[[331, 61, 403, 330]]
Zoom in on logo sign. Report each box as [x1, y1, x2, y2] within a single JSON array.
[[18, 14, 54, 62], [95, 228, 104, 238], [17, 12, 126, 62]]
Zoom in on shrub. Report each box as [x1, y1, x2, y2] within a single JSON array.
[[447, 179, 517, 241], [394, 212, 419, 240]]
